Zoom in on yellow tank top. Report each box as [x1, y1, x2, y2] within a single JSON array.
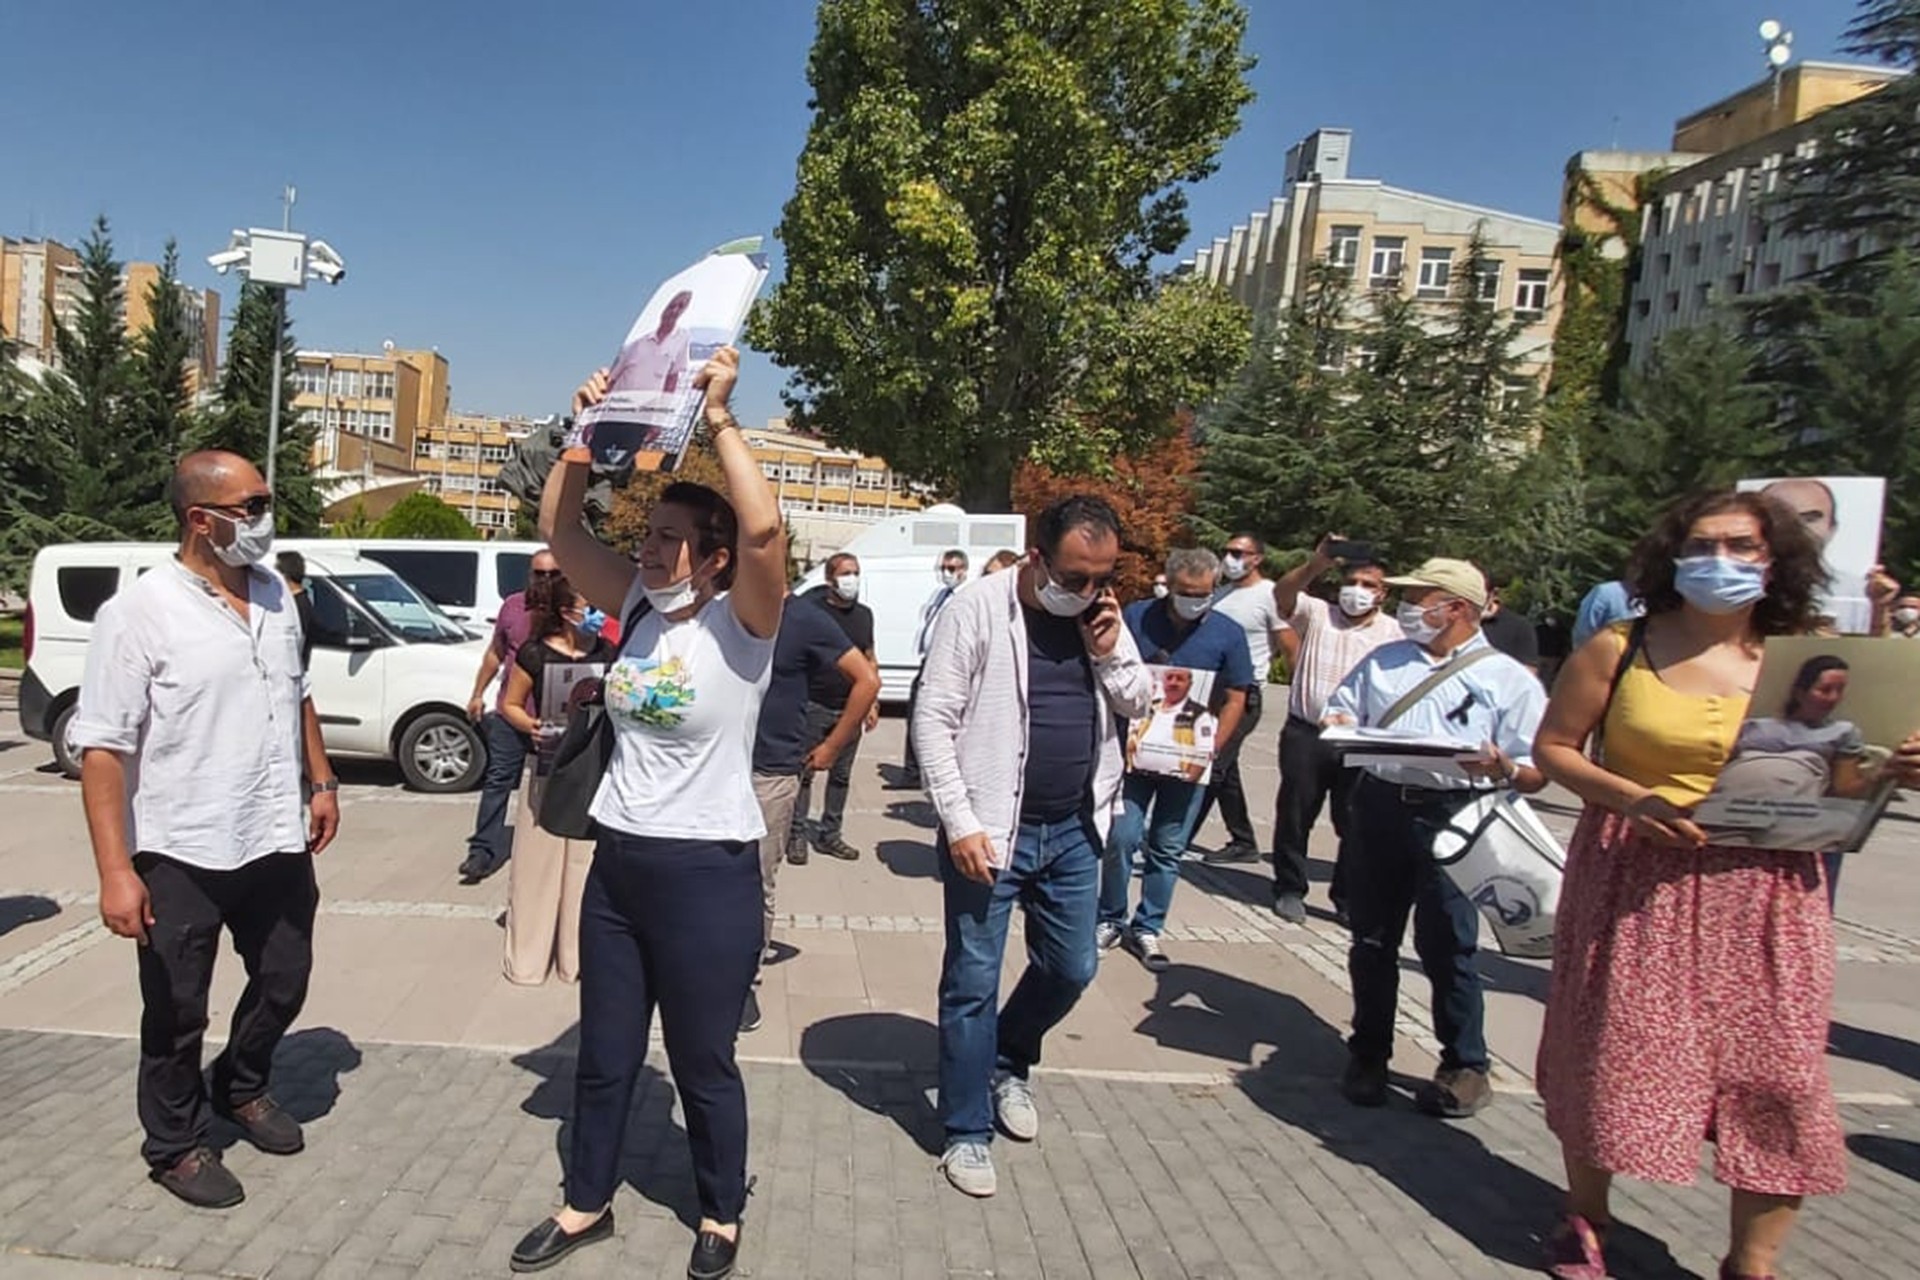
[[1599, 627, 1748, 806]]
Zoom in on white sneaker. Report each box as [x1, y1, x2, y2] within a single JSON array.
[[992, 1073, 1039, 1142], [1094, 921, 1124, 953], [940, 1141, 997, 1197], [1129, 928, 1170, 973]]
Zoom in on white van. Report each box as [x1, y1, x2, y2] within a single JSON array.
[[276, 538, 545, 632], [794, 504, 1026, 703], [19, 543, 493, 792]]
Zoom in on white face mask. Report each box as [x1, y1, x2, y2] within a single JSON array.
[[1152, 581, 1169, 599], [642, 576, 700, 615], [1338, 585, 1377, 617], [1221, 553, 1249, 581], [1170, 594, 1211, 621], [1896, 608, 1920, 627], [834, 574, 861, 602], [939, 568, 964, 588], [1035, 562, 1096, 617], [207, 508, 275, 567], [1396, 600, 1448, 646]]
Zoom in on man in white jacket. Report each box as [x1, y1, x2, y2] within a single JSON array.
[[912, 495, 1153, 1198]]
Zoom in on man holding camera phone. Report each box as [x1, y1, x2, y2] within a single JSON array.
[[911, 496, 1152, 1200], [1269, 534, 1399, 924]]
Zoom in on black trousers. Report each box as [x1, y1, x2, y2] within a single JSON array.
[[1343, 776, 1488, 1071], [1195, 685, 1263, 850], [568, 831, 762, 1222], [1272, 715, 1356, 900], [795, 701, 859, 840], [134, 850, 318, 1169]]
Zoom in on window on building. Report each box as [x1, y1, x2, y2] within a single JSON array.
[[1796, 251, 1820, 278], [1760, 262, 1783, 289], [1694, 282, 1711, 308], [481, 444, 511, 463], [1726, 273, 1747, 297], [328, 370, 361, 398], [364, 371, 396, 400], [1683, 242, 1702, 266], [415, 438, 435, 457], [1514, 268, 1551, 318], [1327, 225, 1362, 269], [1368, 236, 1405, 287], [1634, 298, 1652, 318], [1656, 252, 1672, 275], [1415, 247, 1453, 299], [1665, 291, 1681, 314], [366, 410, 395, 442], [293, 366, 328, 397], [1716, 233, 1735, 258], [1475, 259, 1502, 302]]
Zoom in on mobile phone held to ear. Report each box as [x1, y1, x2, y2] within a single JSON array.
[[1327, 539, 1373, 563]]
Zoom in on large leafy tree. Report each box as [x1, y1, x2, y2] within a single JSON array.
[[373, 491, 481, 540], [196, 281, 322, 533], [750, 0, 1256, 509]]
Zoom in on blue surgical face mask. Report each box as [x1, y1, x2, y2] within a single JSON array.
[[1672, 555, 1769, 614]]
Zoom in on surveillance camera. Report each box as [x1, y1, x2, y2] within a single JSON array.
[[305, 239, 347, 285], [207, 248, 249, 274], [308, 260, 345, 285]]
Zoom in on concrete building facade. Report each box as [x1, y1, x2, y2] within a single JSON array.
[[742, 419, 928, 564], [1181, 128, 1564, 379], [415, 412, 548, 535], [1623, 62, 1901, 366], [123, 262, 220, 392]]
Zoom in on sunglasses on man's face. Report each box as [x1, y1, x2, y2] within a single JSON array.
[[200, 495, 273, 519], [530, 568, 563, 580]]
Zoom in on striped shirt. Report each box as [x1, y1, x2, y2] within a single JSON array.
[[1286, 594, 1399, 723]]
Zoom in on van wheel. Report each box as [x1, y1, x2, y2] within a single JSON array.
[[51, 703, 83, 780], [397, 712, 485, 793]]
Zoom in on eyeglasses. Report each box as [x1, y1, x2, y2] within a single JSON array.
[[1680, 536, 1769, 562], [1042, 555, 1114, 595], [199, 495, 273, 519], [1223, 546, 1256, 558], [529, 568, 563, 580]]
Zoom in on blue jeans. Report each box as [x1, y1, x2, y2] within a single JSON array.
[[1100, 773, 1205, 936], [937, 814, 1100, 1146], [466, 713, 528, 866]]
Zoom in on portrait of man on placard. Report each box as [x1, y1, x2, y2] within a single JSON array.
[[1739, 476, 1886, 634]]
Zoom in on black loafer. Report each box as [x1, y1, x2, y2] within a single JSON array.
[[688, 1226, 740, 1280], [510, 1211, 614, 1273]]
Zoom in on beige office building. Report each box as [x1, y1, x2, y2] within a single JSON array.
[[742, 419, 927, 564], [292, 346, 451, 518], [1622, 62, 1901, 366], [123, 262, 221, 393], [1181, 128, 1563, 380], [415, 412, 550, 535], [0, 238, 83, 369]]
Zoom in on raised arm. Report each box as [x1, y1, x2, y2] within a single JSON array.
[[540, 368, 641, 616], [1274, 534, 1339, 618], [695, 348, 786, 640]]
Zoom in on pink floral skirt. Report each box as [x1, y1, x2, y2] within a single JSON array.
[[1536, 807, 1845, 1196]]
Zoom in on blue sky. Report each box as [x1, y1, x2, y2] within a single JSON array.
[[1, 1, 1859, 427]]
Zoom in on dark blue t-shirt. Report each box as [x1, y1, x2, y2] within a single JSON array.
[[1021, 603, 1097, 822], [754, 597, 858, 774], [1123, 599, 1256, 691]]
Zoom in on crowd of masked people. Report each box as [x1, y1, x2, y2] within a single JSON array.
[[70, 346, 1920, 1280]]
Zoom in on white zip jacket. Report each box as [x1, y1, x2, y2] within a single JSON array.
[[910, 567, 1154, 867]]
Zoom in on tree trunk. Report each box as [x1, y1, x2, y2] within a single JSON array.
[[956, 443, 1016, 513]]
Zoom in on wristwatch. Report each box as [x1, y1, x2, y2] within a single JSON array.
[[310, 778, 341, 794]]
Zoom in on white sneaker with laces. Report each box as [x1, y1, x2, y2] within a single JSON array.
[[992, 1072, 1039, 1142], [1094, 921, 1124, 953], [1130, 928, 1170, 973], [940, 1141, 997, 1197]]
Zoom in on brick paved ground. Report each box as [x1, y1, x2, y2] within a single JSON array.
[[4, 695, 1920, 1278]]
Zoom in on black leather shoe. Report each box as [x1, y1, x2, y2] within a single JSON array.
[[153, 1146, 245, 1209], [1341, 1055, 1390, 1108], [510, 1212, 614, 1273], [688, 1226, 740, 1280], [215, 1094, 304, 1155]]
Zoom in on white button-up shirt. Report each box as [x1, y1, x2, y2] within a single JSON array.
[[1325, 631, 1546, 791], [71, 559, 312, 871]]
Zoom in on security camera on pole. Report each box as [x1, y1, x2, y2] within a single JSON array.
[[206, 186, 347, 502]]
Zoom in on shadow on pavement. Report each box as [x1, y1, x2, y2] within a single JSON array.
[[1847, 1132, 1920, 1182], [0, 894, 60, 938], [514, 1025, 700, 1229], [876, 838, 940, 880], [797, 1012, 943, 1155], [1829, 1021, 1920, 1082], [1133, 961, 1350, 1075], [267, 1026, 363, 1125], [881, 799, 939, 830]]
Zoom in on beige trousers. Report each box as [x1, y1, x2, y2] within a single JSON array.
[[502, 769, 595, 985], [751, 771, 802, 950]]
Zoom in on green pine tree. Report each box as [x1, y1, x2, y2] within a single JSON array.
[[45, 216, 147, 527], [118, 240, 197, 536], [196, 281, 322, 533]]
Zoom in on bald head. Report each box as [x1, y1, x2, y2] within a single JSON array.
[[1762, 478, 1838, 547], [170, 451, 266, 528]]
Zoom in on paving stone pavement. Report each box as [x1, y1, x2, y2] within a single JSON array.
[[2, 1028, 1919, 1279]]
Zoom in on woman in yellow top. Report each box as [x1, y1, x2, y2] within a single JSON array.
[[1532, 489, 1920, 1280]]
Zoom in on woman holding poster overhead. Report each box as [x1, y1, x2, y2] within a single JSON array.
[[1530, 489, 1920, 1280], [510, 347, 782, 1280]]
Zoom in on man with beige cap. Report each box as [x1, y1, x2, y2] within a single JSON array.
[[1322, 557, 1546, 1119]]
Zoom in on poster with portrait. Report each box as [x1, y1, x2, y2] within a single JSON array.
[[1737, 476, 1886, 634], [567, 237, 770, 473], [534, 662, 607, 776], [1125, 666, 1220, 785], [1693, 636, 1920, 853]]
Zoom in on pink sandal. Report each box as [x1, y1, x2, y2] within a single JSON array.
[[1541, 1213, 1608, 1279], [1719, 1263, 1774, 1280]]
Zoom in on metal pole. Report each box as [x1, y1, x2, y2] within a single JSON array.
[[266, 287, 285, 498]]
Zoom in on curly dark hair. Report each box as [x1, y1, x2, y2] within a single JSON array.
[[1624, 489, 1828, 636], [1034, 494, 1123, 557]]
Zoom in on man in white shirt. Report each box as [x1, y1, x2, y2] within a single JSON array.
[[74, 452, 341, 1211], [1269, 537, 1398, 923], [893, 548, 970, 790], [1196, 533, 1295, 862], [607, 289, 694, 395], [1322, 558, 1546, 1120]]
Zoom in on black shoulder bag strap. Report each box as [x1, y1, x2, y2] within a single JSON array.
[[535, 591, 653, 840]]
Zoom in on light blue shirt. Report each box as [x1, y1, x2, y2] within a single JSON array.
[[1572, 580, 1643, 648], [1325, 631, 1547, 790]]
